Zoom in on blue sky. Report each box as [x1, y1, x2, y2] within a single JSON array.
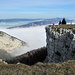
[[0, 0, 75, 19]]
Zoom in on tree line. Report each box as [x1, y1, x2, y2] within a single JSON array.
[[59, 18, 66, 25]]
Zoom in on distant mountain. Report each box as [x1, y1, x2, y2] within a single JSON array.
[[0, 18, 43, 22], [8, 18, 74, 29]]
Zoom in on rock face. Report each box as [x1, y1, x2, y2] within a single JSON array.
[[0, 31, 27, 60], [45, 25, 75, 63]]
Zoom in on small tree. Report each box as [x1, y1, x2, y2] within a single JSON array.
[[62, 18, 66, 24], [59, 20, 62, 25]]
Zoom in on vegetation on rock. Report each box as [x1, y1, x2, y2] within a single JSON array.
[[6, 47, 47, 65]]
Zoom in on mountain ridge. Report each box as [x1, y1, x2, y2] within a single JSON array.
[[7, 18, 74, 29]]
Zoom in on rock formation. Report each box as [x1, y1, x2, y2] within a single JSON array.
[[45, 25, 75, 63], [0, 31, 28, 60]]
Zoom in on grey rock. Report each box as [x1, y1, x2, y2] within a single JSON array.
[[45, 26, 75, 63]]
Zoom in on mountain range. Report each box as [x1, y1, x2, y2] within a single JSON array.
[[0, 18, 43, 22], [7, 18, 74, 29]]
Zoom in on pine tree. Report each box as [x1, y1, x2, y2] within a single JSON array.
[[59, 20, 62, 25], [62, 18, 66, 24]]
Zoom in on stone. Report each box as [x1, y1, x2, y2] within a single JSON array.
[[45, 26, 75, 63]]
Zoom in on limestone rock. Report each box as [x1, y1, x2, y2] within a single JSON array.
[[45, 26, 75, 63]]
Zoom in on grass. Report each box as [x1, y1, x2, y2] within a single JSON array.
[[48, 24, 75, 33], [49, 24, 75, 29], [0, 60, 75, 75]]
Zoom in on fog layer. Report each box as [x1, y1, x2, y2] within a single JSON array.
[[0, 26, 46, 56]]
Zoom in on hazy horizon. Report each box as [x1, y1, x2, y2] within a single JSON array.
[[0, 0, 75, 19]]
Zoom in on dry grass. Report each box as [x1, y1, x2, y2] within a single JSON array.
[[48, 24, 75, 33], [49, 24, 75, 29], [0, 60, 75, 75]]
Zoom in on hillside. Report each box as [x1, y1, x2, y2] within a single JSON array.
[[6, 47, 47, 65], [0, 31, 28, 60], [0, 60, 75, 75]]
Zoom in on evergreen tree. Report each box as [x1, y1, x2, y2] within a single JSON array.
[[59, 20, 62, 25], [62, 18, 66, 24]]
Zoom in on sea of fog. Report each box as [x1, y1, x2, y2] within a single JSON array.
[[0, 21, 46, 56], [0, 20, 40, 28]]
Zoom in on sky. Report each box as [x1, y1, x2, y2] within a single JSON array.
[[0, 0, 75, 19]]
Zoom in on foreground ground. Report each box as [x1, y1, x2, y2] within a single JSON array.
[[0, 60, 75, 75]]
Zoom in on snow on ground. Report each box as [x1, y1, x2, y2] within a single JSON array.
[[0, 26, 46, 56]]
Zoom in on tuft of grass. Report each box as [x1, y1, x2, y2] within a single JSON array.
[[0, 60, 75, 75]]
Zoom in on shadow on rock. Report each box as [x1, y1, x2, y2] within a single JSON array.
[[6, 47, 47, 65]]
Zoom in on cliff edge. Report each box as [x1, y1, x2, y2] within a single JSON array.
[[45, 24, 75, 63]]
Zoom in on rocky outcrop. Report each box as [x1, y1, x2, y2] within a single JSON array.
[[6, 47, 47, 65], [0, 31, 28, 60], [45, 25, 75, 63]]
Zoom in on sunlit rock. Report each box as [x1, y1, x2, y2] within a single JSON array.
[[0, 31, 28, 60]]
